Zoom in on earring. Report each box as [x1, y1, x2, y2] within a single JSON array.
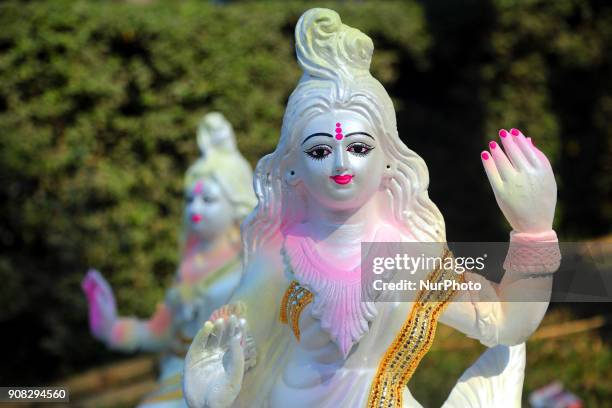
[[384, 164, 393, 176]]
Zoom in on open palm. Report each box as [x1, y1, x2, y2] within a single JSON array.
[[184, 315, 246, 408], [480, 128, 556, 234]]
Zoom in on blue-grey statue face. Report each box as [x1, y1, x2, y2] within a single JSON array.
[[293, 110, 385, 211], [185, 177, 234, 240]]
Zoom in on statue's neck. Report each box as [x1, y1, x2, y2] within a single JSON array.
[[186, 225, 239, 253], [303, 194, 381, 247], [181, 227, 240, 283]]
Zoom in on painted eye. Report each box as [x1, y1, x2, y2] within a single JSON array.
[[347, 142, 373, 156], [305, 145, 332, 160], [203, 196, 216, 203]]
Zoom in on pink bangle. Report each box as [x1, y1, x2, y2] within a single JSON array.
[[503, 230, 561, 273], [509, 230, 558, 243]]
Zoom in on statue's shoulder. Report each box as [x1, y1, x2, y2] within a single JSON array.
[[373, 222, 403, 242], [245, 235, 285, 279]]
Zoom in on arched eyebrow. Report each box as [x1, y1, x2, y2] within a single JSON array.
[[301, 132, 333, 145], [345, 131, 375, 140]]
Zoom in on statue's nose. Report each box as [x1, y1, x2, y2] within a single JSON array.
[[334, 149, 348, 173]]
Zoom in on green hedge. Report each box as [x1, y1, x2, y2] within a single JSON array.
[[0, 0, 609, 392]]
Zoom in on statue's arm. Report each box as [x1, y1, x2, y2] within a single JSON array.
[[84, 236, 244, 353], [107, 302, 174, 352], [82, 268, 175, 352], [440, 231, 560, 346], [440, 128, 560, 346], [184, 245, 286, 408]]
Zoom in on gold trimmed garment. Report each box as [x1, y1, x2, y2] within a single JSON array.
[[278, 247, 463, 408], [280, 280, 314, 341], [367, 249, 463, 408]]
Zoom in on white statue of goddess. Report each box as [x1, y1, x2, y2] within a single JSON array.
[[183, 9, 560, 408], [82, 112, 256, 407]]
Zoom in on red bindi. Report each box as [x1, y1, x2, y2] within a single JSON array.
[[335, 122, 344, 140]]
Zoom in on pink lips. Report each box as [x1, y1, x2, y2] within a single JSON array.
[[330, 175, 354, 185], [191, 214, 203, 223]]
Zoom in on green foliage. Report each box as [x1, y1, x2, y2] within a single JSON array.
[[0, 0, 609, 387]]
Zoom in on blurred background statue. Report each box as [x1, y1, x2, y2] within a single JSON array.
[[183, 9, 560, 408], [82, 112, 256, 407]]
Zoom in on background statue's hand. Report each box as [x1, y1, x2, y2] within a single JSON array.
[[481, 128, 556, 234], [184, 315, 246, 408], [81, 269, 117, 341]]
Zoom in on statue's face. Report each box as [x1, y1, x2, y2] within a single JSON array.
[[294, 109, 385, 211], [185, 177, 234, 240]]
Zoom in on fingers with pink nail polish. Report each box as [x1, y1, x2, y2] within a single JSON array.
[[512, 128, 538, 167], [499, 128, 528, 171], [481, 149, 502, 191], [489, 139, 516, 181]]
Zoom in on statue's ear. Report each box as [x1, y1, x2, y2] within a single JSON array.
[[285, 169, 300, 186], [383, 163, 394, 178]]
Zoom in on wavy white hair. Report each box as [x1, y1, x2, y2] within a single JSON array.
[[242, 8, 445, 264]]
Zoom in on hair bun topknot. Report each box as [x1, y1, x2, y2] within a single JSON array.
[[196, 112, 237, 158], [295, 8, 374, 82]]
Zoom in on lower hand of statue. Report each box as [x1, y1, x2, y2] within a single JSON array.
[[184, 315, 247, 408], [81, 269, 117, 341], [481, 128, 556, 234]]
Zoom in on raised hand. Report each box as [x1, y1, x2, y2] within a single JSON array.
[[82, 269, 117, 341], [481, 128, 556, 234], [184, 315, 248, 408]]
